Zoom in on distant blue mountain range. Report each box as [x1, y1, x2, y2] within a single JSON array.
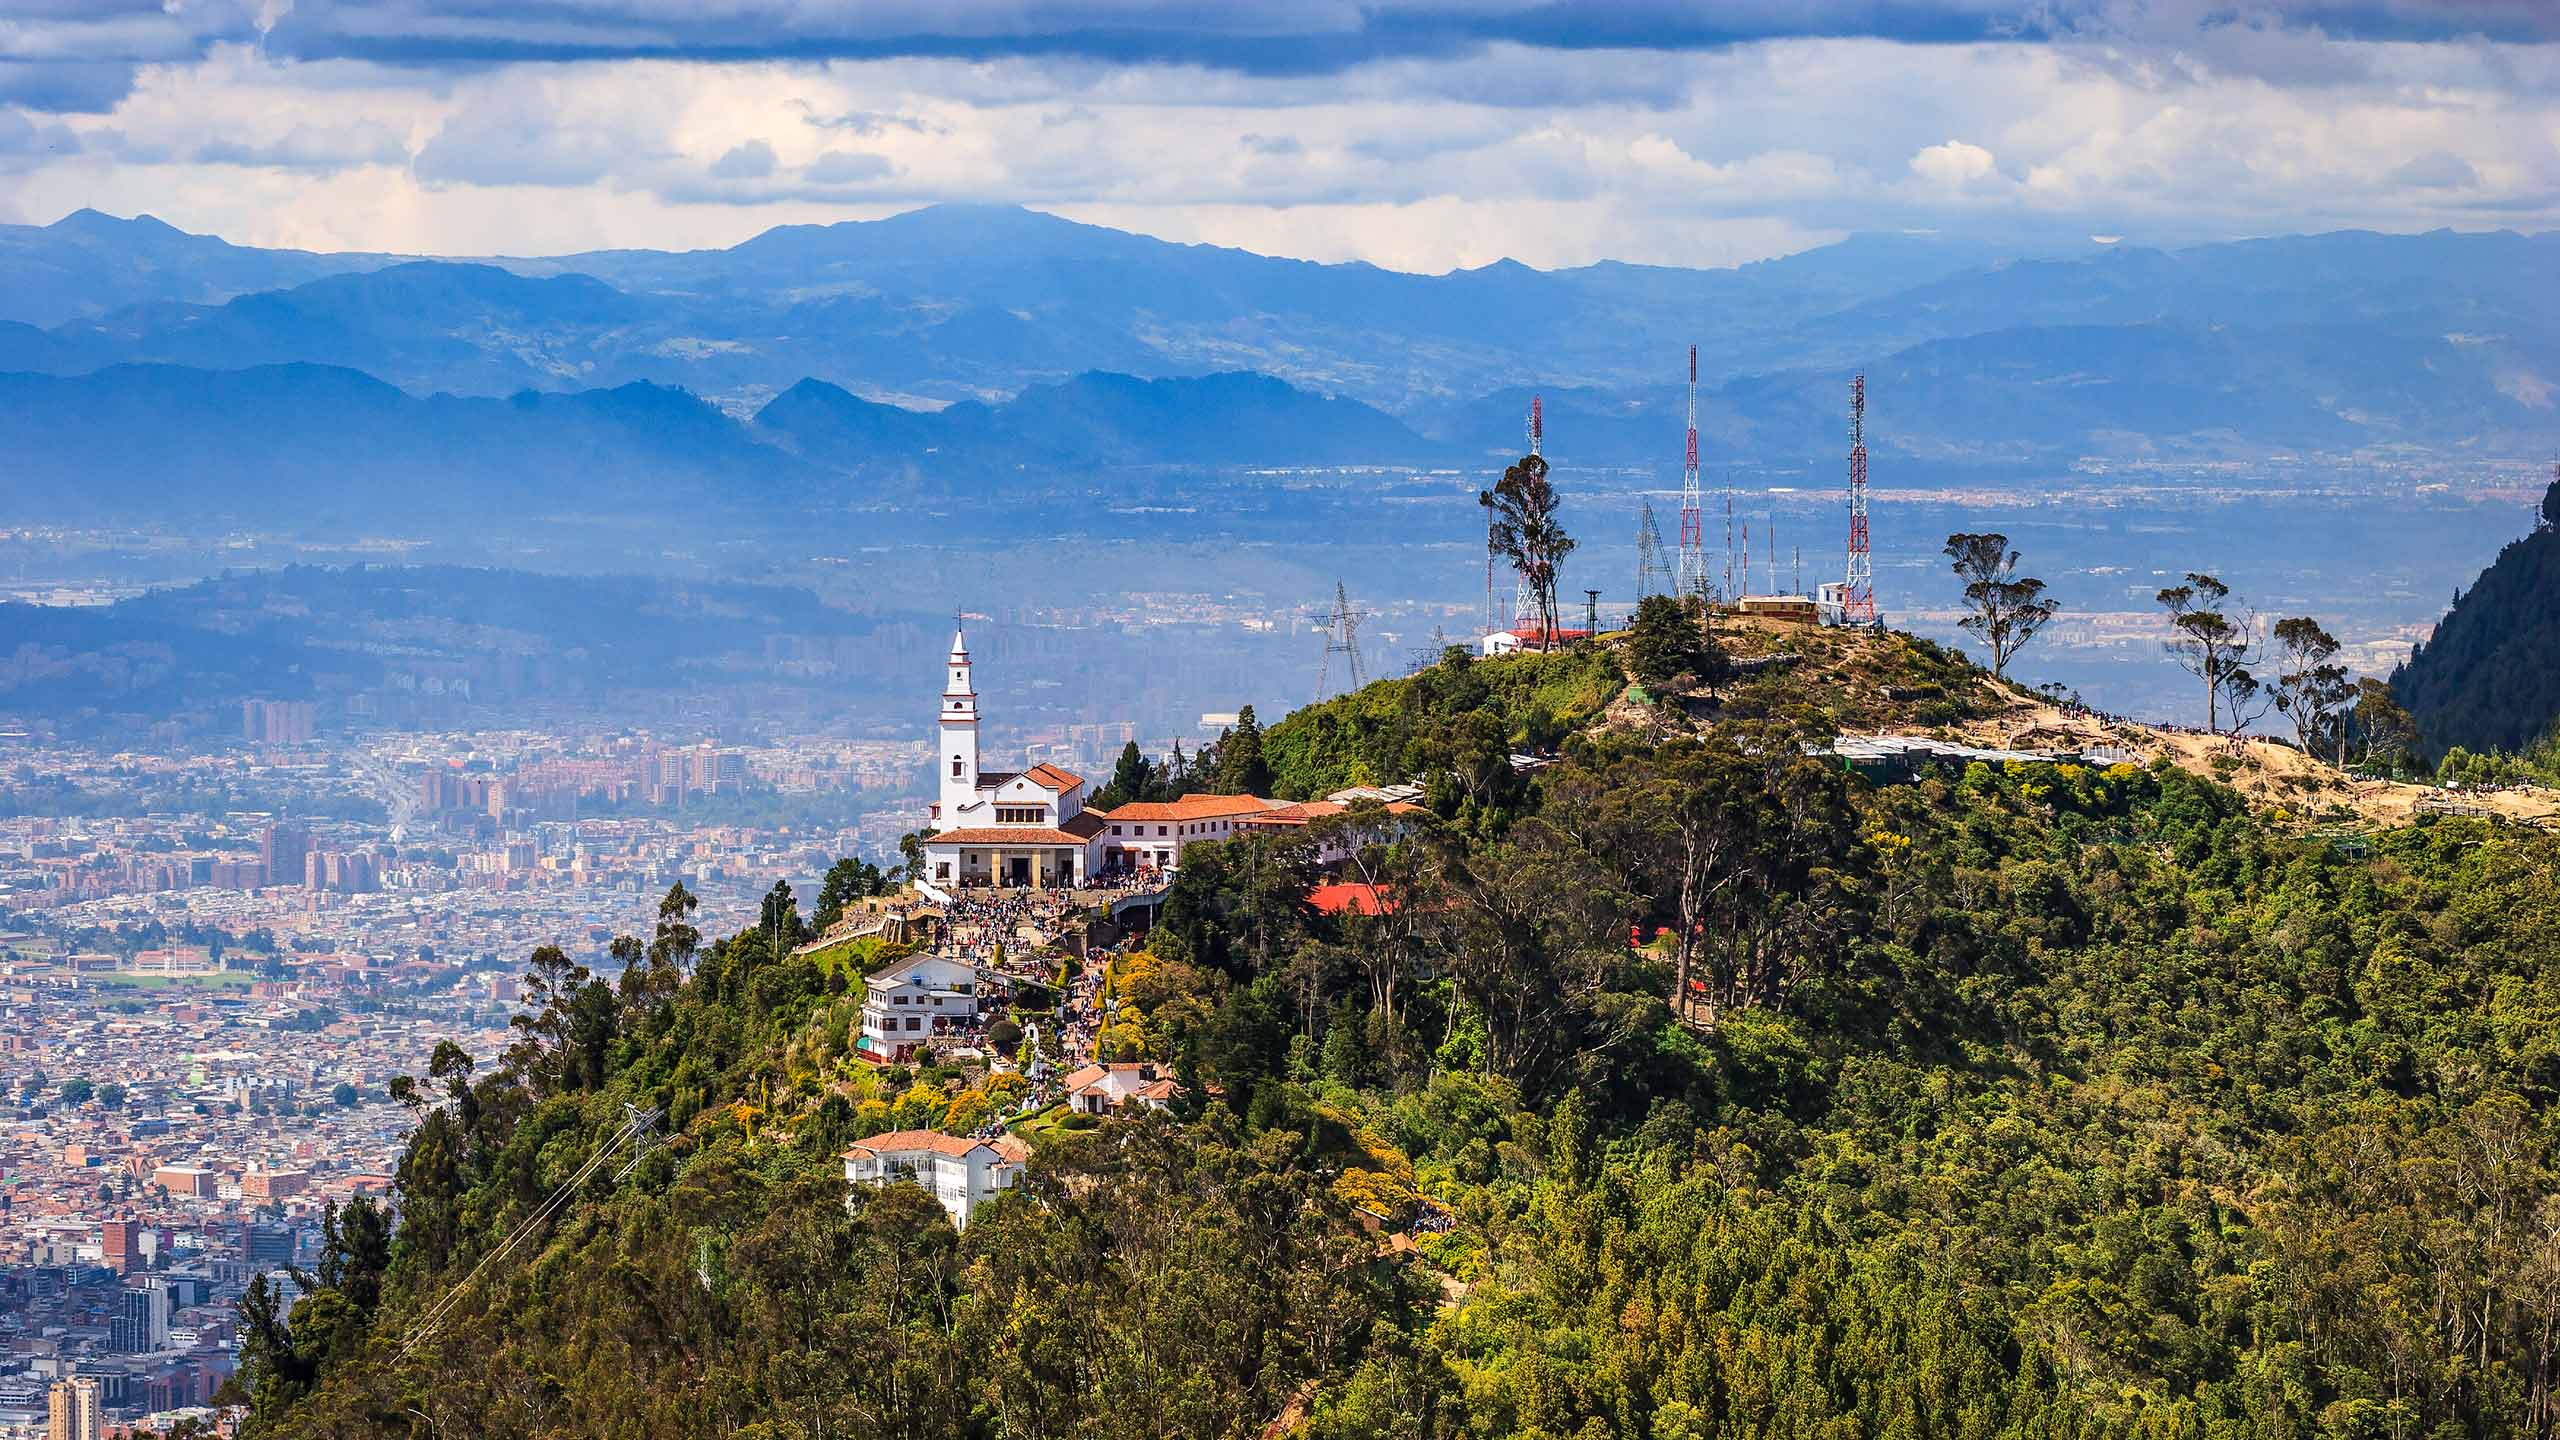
[[0, 204, 2554, 525], [0, 361, 1435, 527]]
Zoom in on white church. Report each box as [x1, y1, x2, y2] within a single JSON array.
[[916, 627, 1109, 890], [913, 625, 1419, 893]]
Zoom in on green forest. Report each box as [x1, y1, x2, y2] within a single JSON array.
[[2392, 474, 2560, 760], [237, 628, 2560, 1440]]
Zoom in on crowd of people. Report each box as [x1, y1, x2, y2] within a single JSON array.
[[941, 889, 1056, 961]]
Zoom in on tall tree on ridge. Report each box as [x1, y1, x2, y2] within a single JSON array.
[[1217, 705, 1273, 797], [1944, 532, 2059, 681], [1097, 740, 1155, 810], [1482, 452, 1576, 652], [2270, 616, 2356, 762], [2158, 572, 2260, 734]]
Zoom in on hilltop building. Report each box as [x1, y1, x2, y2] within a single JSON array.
[[915, 624, 1427, 894], [919, 629, 1106, 889]]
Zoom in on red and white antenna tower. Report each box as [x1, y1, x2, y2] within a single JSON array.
[[1843, 373, 1876, 624], [1529, 394, 1543, 457], [1677, 346, 1706, 602]]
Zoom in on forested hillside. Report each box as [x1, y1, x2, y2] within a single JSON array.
[[2392, 472, 2560, 756], [243, 635, 2560, 1439]]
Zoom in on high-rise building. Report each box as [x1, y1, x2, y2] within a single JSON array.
[[110, 1280, 171, 1353], [259, 823, 307, 889], [241, 1222, 295, 1267], [99, 1217, 138, 1274], [47, 1376, 100, 1440], [241, 699, 316, 745]]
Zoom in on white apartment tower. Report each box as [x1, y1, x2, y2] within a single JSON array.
[[937, 627, 981, 825]]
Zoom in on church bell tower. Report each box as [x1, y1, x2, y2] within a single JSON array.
[[936, 626, 980, 828]]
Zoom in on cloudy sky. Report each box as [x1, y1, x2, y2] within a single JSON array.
[[1, 1, 2554, 270]]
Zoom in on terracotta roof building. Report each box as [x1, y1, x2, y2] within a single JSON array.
[[843, 1129, 1030, 1228]]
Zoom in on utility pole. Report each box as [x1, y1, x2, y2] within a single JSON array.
[[1722, 476, 1736, 604]]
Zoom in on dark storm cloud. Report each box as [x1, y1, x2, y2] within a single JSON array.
[[4, 0, 2551, 119], [284, 1, 2560, 67], [8, 1, 2556, 113]]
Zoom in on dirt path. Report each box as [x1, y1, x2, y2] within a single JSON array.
[[1956, 685, 2560, 830]]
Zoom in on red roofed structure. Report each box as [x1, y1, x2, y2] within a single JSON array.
[[1308, 882, 1397, 917]]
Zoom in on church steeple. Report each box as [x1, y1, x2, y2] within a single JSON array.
[[935, 623, 981, 829], [942, 627, 977, 722]]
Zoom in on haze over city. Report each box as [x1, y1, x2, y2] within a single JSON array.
[[2, 3, 2557, 1438]]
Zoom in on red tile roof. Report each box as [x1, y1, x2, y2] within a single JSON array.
[[1239, 800, 1342, 825], [1238, 799, 1430, 828], [845, 1129, 999, 1159], [924, 827, 1091, 846], [1309, 882, 1397, 916], [1023, 762, 1086, 793], [1096, 793, 1276, 822]]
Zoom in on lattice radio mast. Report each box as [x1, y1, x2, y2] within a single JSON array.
[[1635, 501, 1671, 599], [1722, 473, 1736, 604], [1844, 373, 1877, 624], [1678, 345, 1706, 603]]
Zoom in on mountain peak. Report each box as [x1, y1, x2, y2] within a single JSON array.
[[50, 208, 189, 240]]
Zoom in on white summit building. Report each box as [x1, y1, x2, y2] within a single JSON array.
[[917, 626, 1106, 890], [914, 623, 1427, 893]]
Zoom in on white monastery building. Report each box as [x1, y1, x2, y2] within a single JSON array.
[[916, 624, 1429, 893]]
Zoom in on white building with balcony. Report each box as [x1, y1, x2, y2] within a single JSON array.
[[842, 1129, 1029, 1229], [857, 952, 982, 1063]]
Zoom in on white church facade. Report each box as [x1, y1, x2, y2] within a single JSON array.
[[917, 628, 1109, 890], [914, 625, 1427, 893]]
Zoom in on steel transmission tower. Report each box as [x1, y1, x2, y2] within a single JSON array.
[[1843, 374, 1877, 624], [1315, 583, 1367, 701], [1677, 346, 1707, 603], [1635, 501, 1671, 598]]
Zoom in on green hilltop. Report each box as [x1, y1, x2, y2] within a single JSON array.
[[2391, 470, 2560, 763], [237, 613, 2560, 1440]]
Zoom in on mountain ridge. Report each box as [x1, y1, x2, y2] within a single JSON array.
[[2, 204, 2553, 474], [2390, 473, 2560, 755]]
